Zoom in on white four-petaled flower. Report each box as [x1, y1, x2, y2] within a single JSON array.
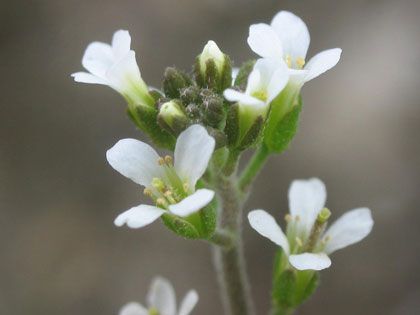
[[248, 178, 373, 271], [71, 30, 153, 106], [224, 58, 289, 135], [119, 277, 199, 315], [247, 11, 342, 87], [107, 124, 215, 229]]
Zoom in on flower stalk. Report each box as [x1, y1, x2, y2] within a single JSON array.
[[213, 174, 255, 315]]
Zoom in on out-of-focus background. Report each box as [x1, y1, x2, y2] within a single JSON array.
[[1, 0, 419, 314]]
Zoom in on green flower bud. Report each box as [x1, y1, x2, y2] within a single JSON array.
[[180, 86, 201, 104], [202, 95, 225, 128], [195, 40, 232, 92], [163, 67, 191, 99], [157, 100, 188, 136]]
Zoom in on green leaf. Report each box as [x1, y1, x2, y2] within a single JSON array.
[[264, 96, 302, 153]]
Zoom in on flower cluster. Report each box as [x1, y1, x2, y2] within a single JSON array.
[[72, 10, 373, 315]]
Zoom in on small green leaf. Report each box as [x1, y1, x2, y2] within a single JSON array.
[[264, 96, 302, 153]]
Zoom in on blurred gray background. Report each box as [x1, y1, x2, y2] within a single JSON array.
[[1, 0, 419, 314]]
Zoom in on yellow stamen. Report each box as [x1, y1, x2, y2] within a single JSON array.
[[183, 182, 189, 192], [295, 237, 303, 247], [164, 155, 173, 165], [156, 198, 168, 207], [295, 215, 301, 222], [157, 157, 165, 165], [296, 57, 305, 69], [143, 188, 153, 197], [285, 214, 292, 223], [285, 54, 292, 68]]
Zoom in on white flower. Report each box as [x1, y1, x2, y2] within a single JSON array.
[[107, 124, 216, 229], [223, 58, 289, 136], [247, 11, 342, 86], [71, 30, 153, 106], [248, 178, 373, 271], [119, 277, 199, 315]]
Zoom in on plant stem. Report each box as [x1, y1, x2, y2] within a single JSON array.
[[238, 144, 270, 191], [213, 174, 255, 315]]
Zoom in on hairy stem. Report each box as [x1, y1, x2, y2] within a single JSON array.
[[239, 144, 270, 192], [213, 175, 255, 315]]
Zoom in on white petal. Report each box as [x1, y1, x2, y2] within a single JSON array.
[[289, 252, 331, 271], [114, 205, 165, 229], [245, 66, 263, 94], [324, 208, 373, 254], [71, 72, 108, 85], [119, 302, 148, 315], [82, 41, 114, 78], [112, 30, 132, 59], [231, 67, 239, 84], [147, 277, 177, 315], [247, 23, 283, 59], [303, 48, 342, 82], [223, 89, 265, 107], [288, 178, 327, 236], [178, 290, 199, 315], [271, 11, 310, 59], [106, 50, 143, 94], [174, 125, 215, 189], [248, 210, 290, 255], [267, 62, 289, 103], [106, 138, 163, 187], [169, 189, 215, 217]]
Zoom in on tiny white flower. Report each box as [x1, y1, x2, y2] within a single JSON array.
[[119, 276, 199, 315], [247, 11, 342, 87], [248, 178, 373, 271], [107, 125, 216, 229], [71, 30, 153, 107], [223, 58, 289, 136]]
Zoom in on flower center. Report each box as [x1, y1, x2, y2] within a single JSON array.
[[148, 307, 160, 315], [143, 155, 190, 209], [285, 54, 305, 69], [251, 90, 268, 102]]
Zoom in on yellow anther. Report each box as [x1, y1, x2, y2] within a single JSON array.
[[164, 190, 172, 197], [164, 155, 173, 165], [296, 57, 305, 69], [295, 237, 303, 247], [157, 157, 165, 165], [285, 214, 292, 223], [143, 188, 153, 197], [295, 215, 301, 222], [156, 198, 168, 207], [183, 182, 189, 192], [251, 90, 268, 102], [149, 307, 160, 315], [285, 55, 292, 68]]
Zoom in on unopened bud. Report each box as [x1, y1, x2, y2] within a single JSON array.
[[157, 100, 188, 136], [163, 67, 191, 98], [202, 95, 225, 128], [195, 40, 232, 92]]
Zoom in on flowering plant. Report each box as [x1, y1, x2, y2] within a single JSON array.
[[72, 10, 373, 315]]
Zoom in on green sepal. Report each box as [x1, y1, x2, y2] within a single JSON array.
[[199, 198, 217, 239], [224, 103, 240, 147], [194, 55, 232, 93], [273, 269, 297, 309], [237, 115, 263, 150], [264, 95, 302, 154], [294, 271, 320, 306], [127, 104, 175, 150], [161, 213, 200, 239], [234, 59, 256, 89]]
